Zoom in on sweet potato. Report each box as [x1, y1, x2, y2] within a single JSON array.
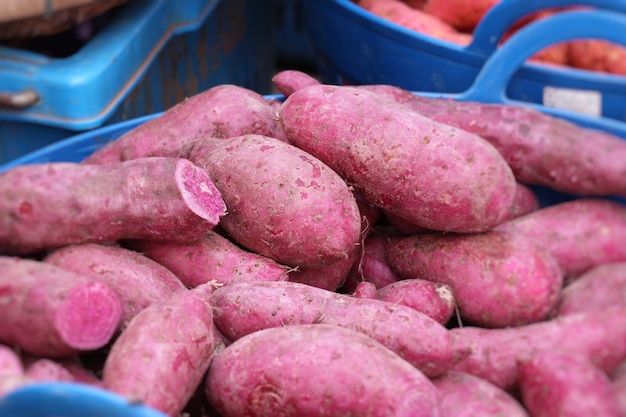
[[272, 70, 320, 98], [423, 0, 499, 31], [366, 86, 626, 197], [449, 306, 626, 390], [0, 256, 122, 357], [518, 350, 621, 417], [612, 361, 626, 417], [82, 84, 286, 164], [556, 262, 626, 316], [181, 134, 362, 268], [358, 0, 472, 45], [352, 280, 378, 298], [288, 246, 360, 291], [569, 39, 626, 75], [44, 243, 186, 328], [102, 284, 215, 417], [24, 359, 74, 383], [212, 280, 458, 377], [0, 346, 22, 377], [280, 84, 517, 233], [0, 157, 226, 255], [386, 231, 563, 327], [433, 370, 529, 417], [343, 232, 400, 292], [496, 199, 626, 277], [377, 279, 456, 325], [126, 230, 290, 288], [205, 324, 440, 417]]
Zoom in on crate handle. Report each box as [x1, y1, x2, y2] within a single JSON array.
[[453, 9, 626, 137], [468, 0, 626, 56], [0, 90, 39, 109]]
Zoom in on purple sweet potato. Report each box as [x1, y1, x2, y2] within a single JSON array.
[[496, 198, 626, 277], [83, 84, 284, 164], [377, 279, 456, 325], [213, 280, 458, 377], [518, 350, 621, 417], [279, 84, 517, 233], [370, 85, 626, 197], [44, 243, 186, 328], [288, 245, 360, 291], [433, 370, 529, 417], [612, 361, 626, 417], [0, 256, 122, 357], [343, 232, 400, 292], [102, 284, 215, 417], [0, 345, 22, 377], [205, 324, 440, 417], [181, 134, 362, 268], [352, 280, 378, 298], [126, 230, 290, 288], [0, 157, 226, 255], [449, 306, 626, 390], [24, 359, 74, 383], [557, 262, 626, 316], [386, 231, 563, 328], [272, 70, 321, 98]]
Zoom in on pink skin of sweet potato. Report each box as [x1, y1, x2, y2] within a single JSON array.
[[213, 280, 458, 378], [377, 279, 456, 326], [265, 98, 290, 143], [518, 350, 621, 417], [181, 134, 362, 268], [556, 262, 626, 316], [386, 231, 563, 328], [496, 199, 626, 278], [44, 243, 186, 328], [449, 306, 626, 391], [352, 280, 379, 298], [0, 157, 226, 256], [366, 85, 626, 197], [612, 361, 626, 417], [102, 284, 215, 417], [423, 0, 499, 32], [24, 359, 74, 383], [343, 232, 400, 293], [0, 257, 122, 357], [0, 375, 32, 398], [279, 84, 517, 233], [53, 356, 103, 387], [272, 70, 321, 98], [0, 346, 23, 377], [82, 84, 285, 164], [433, 370, 529, 417], [205, 324, 440, 417], [358, 0, 472, 45], [126, 230, 290, 288], [288, 245, 360, 291]]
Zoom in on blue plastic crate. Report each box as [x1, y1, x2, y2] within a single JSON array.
[[0, 0, 274, 165], [302, 0, 626, 124]]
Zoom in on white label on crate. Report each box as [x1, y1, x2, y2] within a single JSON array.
[[542, 86, 602, 117]]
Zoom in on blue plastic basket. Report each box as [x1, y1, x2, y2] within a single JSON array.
[[0, 0, 274, 165], [302, 0, 626, 123], [0, 382, 168, 417]]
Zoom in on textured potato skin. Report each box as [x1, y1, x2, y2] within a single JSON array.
[[205, 324, 440, 417], [386, 231, 563, 328], [183, 134, 362, 268], [83, 84, 283, 164], [102, 284, 215, 416], [212, 280, 456, 377], [0, 158, 225, 255], [433, 371, 529, 417], [496, 199, 626, 277], [279, 84, 517, 233], [519, 350, 621, 417], [449, 307, 626, 390]]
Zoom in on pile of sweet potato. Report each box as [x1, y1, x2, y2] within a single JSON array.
[[1, 73, 626, 417], [357, 0, 626, 74]]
